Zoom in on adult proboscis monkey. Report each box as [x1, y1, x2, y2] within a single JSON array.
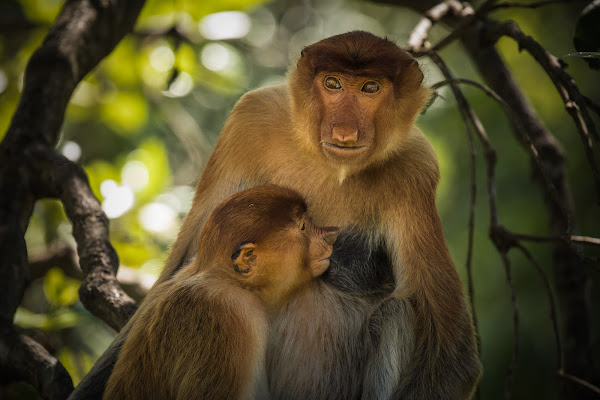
[[71, 31, 481, 400]]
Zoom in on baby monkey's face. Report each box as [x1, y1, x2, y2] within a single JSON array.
[[241, 212, 339, 309]]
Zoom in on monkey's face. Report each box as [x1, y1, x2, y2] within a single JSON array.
[[314, 72, 393, 165], [302, 217, 339, 277], [260, 215, 338, 285], [238, 215, 338, 309]]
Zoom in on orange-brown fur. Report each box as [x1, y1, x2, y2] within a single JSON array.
[[72, 31, 481, 400], [102, 185, 338, 400]]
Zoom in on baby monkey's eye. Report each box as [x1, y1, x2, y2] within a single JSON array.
[[300, 221, 306, 231]]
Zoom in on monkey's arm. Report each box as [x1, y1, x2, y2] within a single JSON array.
[[363, 142, 481, 400]]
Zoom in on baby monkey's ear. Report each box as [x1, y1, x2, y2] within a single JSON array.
[[232, 242, 257, 275]]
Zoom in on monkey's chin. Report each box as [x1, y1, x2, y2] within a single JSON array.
[[322, 142, 369, 162]]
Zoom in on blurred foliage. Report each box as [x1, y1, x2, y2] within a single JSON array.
[[1, 0, 599, 399]]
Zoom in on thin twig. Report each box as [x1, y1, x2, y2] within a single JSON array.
[[407, 0, 476, 54], [428, 51, 487, 369], [510, 233, 600, 246], [489, 0, 589, 11], [430, 55, 530, 399], [500, 251, 519, 400], [558, 370, 600, 395], [485, 20, 600, 199], [432, 77, 573, 231], [514, 244, 563, 369], [571, 235, 600, 246]]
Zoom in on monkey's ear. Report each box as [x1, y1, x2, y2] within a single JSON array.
[[232, 243, 257, 275], [395, 59, 424, 91]]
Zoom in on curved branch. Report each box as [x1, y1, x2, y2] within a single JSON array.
[[484, 20, 600, 197], [27, 146, 137, 331], [0, 323, 73, 400], [2, 0, 146, 151]]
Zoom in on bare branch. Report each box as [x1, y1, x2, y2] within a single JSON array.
[[570, 235, 600, 246], [2, 0, 146, 150], [0, 323, 73, 400], [514, 244, 563, 369], [484, 20, 600, 198], [490, 0, 590, 11], [499, 251, 519, 400], [407, 0, 476, 54], [428, 52, 489, 379], [26, 146, 137, 331], [510, 233, 600, 247], [432, 77, 574, 226], [27, 240, 151, 302], [428, 57, 499, 226], [28, 241, 82, 282], [558, 370, 600, 395]]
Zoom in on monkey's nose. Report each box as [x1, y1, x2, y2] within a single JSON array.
[[322, 227, 340, 245], [332, 126, 358, 144]]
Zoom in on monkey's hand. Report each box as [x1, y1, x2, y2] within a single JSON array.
[[362, 295, 415, 400]]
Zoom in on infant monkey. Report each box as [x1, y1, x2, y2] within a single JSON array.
[[103, 185, 339, 400]]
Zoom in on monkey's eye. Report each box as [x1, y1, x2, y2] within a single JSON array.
[[324, 77, 342, 90], [361, 81, 380, 93], [301, 222, 306, 231]]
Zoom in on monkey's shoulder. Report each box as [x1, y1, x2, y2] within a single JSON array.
[[212, 85, 295, 166], [142, 273, 266, 336], [228, 84, 291, 127]]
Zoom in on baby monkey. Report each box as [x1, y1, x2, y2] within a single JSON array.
[[103, 185, 339, 400]]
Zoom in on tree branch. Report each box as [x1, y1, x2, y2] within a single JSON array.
[[28, 241, 82, 282], [484, 20, 600, 196], [0, 323, 73, 400], [489, 0, 590, 11], [27, 146, 137, 331], [27, 240, 153, 303], [0, 0, 146, 395]]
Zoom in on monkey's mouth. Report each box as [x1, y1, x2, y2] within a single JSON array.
[[322, 142, 369, 157]]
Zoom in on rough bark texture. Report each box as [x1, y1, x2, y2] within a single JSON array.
[[0, 0, 145, 398]]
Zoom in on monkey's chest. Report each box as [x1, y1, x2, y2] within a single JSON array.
[[322, 231, 394, 294]]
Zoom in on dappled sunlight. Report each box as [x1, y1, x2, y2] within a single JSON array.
[[201, 42, 233, 72], [100, 179, 135, 219], [61, 141, 82, 162], [138, 202, 177, 234], [149, 45, 176, 73], [199, 11, 251, 40], [121, 160, 149, 192]]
